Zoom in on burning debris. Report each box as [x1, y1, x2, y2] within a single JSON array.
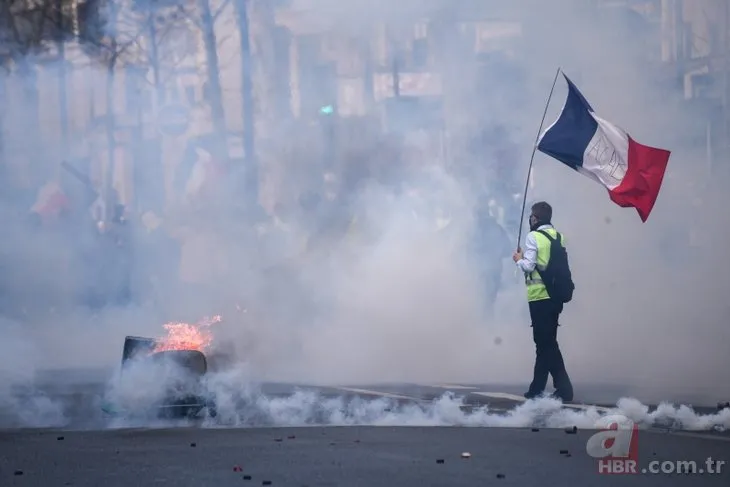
[[104, 315, 224, 421], [153, 315, 222, 353]]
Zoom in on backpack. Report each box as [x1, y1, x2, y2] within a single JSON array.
[[535, 230, 575, 304]]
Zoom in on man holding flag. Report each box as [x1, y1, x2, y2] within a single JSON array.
[[514, 201, 574, 401], [512, 71, 671, 401]]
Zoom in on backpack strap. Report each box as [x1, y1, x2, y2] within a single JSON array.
[[534, 230, 560, 277], [536, 229, 560, 243]]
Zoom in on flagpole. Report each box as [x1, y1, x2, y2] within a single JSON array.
[[516, 67, 562, 249]]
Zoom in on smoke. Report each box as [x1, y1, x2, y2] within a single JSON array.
[[199, 367, 730, 431], [3, 361, 729, 432], [200, 387, 730, 432], [0, 0, 728, 430]]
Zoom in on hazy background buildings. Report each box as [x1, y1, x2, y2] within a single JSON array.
[[1, 0, 727, 216]]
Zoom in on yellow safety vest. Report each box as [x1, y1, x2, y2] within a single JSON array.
[[525, 228, 565, 302]]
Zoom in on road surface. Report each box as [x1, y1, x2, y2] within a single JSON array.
[[2, 370, 729, 486], [2, 424, 729, 487]]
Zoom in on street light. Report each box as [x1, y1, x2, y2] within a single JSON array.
[[318, 104, 335, 170]]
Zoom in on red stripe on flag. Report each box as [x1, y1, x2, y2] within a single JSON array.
[[608, 137, 670, 222]]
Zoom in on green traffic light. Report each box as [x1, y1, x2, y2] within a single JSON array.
[[319, 105, 334, 115]]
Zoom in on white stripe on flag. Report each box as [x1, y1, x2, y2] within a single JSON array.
[[579, 113, 630, 190]]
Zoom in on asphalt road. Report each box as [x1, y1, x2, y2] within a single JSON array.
[[2, 370, 729, 486], [2, 425, 729, 487]]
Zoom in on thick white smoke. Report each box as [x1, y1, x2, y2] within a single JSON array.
[[0, 0, 728, 428], [4, 362, 729, 432], [201, 368, 730, 431]]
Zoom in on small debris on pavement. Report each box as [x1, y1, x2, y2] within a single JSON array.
[[531, 428, 539, 432], [461, 452, 471, 459], [190, 442, 197, 447], [565, 426, 578, 434], [287, 435, 296, 440], [560, 449, 569, 455], [233, 466, 243, 472], [565, 454, 572, 458], [354, 439, 360, 443], [274, 438, 283, 442], [496, 474, 506, 479], [262, 481, 272, 485], [57, 436, 65, 441], [436, 459, 445, 464], [14, 470, 23, 476], [243, 475, 252, 480], [329, 442, 336, 446]]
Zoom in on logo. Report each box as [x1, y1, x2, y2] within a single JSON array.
[[586, 414, 639, 474]]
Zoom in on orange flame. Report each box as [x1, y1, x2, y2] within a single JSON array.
[[153, 315, 222, 353]]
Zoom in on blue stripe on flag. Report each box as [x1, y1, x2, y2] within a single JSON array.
[[537, 74, 597, 170]]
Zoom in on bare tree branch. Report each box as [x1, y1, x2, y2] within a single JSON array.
[[176, 5, 203, 30], [212, 0, 233, 23]]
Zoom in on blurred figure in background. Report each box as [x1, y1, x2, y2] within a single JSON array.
[[9, 180, 75, 318], [302, 170, 359, 255], [470, 200, 512, 318], [80, 189, 119, 310], [136, 211, 179, 309], [184, 146, 228, 208], [28, 181, 71, 228], [99, 203, 133, 307], [167, 143, 232, 318]]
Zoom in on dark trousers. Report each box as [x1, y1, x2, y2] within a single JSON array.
[[527, 299, 573, 400]]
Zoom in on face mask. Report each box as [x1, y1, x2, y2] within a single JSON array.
[[529, 217, 541, 231]]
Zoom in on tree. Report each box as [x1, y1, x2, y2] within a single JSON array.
[[2, 0, 251, 210], [76, 0, 206, 218], [233, 0, 255, 183], [0, 0, 78, 181]]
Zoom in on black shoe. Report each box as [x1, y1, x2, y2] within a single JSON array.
[[524, 391, 542, 400], [550, 391, 574, 403]]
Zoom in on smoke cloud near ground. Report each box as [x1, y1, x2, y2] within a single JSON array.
[[2, 363, 729, 432], [0, 0, 728, 428]]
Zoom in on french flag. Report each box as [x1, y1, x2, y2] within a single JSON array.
[[537, 74, 671, 222]]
